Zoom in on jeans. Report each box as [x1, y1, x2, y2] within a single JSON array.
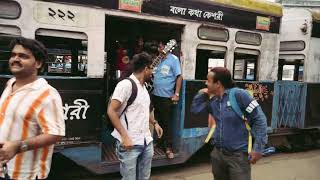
[[211, 147, 251, 180], [116, 140, 154, 180]]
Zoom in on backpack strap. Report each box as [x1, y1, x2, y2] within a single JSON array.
[[229, 88, 252, 153], [120, 77, 138, 129]]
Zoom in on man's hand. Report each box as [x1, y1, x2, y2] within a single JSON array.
[[121, 136, 133, 151], [249, 151, 263, 164], [154, 123, 163, 138], [199, 88, 209, 94], [0, 141, 21, 164], [171, 94, 179, 104]]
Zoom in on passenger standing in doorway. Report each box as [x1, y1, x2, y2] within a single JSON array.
[[152, 41, 183, 159], [108, 53, 163, 180], [191, 67, 267, 180], [0, 37, 65, 180]]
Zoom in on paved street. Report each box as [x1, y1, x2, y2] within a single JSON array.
[[48, 148, 320, 180]]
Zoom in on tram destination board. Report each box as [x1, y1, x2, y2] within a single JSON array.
[[48, 0, 281, 33]]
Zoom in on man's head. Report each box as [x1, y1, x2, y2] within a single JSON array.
[[9, 37, 47, 78], [131, 52, 153, 81], [206, 67, 235, 95]]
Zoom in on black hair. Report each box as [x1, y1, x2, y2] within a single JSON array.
[[132, 52, 152, 73], [210, 67, 235, 88], [9, 37, 48, 69]]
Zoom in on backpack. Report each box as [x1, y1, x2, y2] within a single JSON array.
[[205, 88, 253, 153], [229, 88, 253, 153]]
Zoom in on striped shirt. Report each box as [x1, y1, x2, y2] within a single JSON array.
[[0, 78, 65, 180]]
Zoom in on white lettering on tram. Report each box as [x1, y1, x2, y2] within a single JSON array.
[[63, 99, 90, 120], [169, 6, 223, 21]]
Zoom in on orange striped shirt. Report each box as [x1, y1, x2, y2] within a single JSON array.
[[0, 78, 65, 180]]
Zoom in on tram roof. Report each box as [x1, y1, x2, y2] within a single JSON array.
[[210, 0, 283, 17]]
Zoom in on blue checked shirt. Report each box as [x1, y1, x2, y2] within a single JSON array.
[[191, 89, 268, 153]]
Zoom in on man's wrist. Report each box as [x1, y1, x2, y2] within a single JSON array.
[[18, 140, 28, 153], [175, 92, 179, 97], [152, 120, 158, 126]]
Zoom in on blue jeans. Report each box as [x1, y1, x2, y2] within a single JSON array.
[[116, 140, 154, 180]]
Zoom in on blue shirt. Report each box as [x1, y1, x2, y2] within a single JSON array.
[[153, 53, 181, 98], [191, 88, 268, 153]]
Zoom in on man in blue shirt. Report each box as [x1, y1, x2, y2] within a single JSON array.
[[152, 42, 183, 159], [191, 67, 267, 180]]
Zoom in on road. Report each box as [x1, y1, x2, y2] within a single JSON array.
[[48, 148, 320, 180]]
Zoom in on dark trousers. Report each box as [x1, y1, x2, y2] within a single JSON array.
[[211, 147, 251, 180], [153, 95, 174, 149]]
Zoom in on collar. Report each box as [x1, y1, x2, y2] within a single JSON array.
[[129, 74, 143, 86], [7, 77, 48, 91]]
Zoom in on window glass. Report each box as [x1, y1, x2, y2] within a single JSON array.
[[36, 33, 88, 76], [0, 0, 21, 19], [236, 31, 262, 46], [278, 59, 304, 81], [233, 52, 258, 80], [0, 27, 21, 75], [198, 26, 229, 42], [280, 41, 305, 51], [282, 65, 295, 80]]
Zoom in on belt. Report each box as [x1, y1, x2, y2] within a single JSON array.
[[214, 146, 247, 156]]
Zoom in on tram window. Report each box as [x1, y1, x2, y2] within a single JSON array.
[[0, 0, 21, 19], [198, 26, 229, 42], [0, 26, 21, 75], [236, 31, 262, 46], [233, 53, 258, 81], [36, 34, 88, 76], [278, 59, 304, 81], [280, 41, 305, 51], [195, 48, 226, 80]]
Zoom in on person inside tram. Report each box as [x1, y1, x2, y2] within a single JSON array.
[[152, 41, 183, 159]]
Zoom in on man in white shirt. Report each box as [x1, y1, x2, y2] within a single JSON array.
[[107, 53, 163, 180]]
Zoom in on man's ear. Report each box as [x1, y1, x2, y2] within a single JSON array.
[[35, 60, 43, 70]]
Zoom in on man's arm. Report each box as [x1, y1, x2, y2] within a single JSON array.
[[0, 135, 62, 164], [248, 106, 268, 153], [107, 99, 133, 150], [191, 89, 210, 114]]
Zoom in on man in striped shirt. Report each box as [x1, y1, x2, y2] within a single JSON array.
[[0, 37, 65, 180]]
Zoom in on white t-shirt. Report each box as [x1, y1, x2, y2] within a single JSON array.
[[111, 74, 152, 145]]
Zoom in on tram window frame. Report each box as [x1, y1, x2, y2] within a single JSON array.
[[0, 0, 21, 19], [235, 31, 262, 46], [278, 59, 304, 81], [35, 31, 88, 77], [197, 25, 229, 42], [233, 51, 259, 81], [195, 46, 226, 80], [0, 26, 21, 75], [280, 41, 305, 52]]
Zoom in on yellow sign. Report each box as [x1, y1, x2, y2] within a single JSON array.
[[256, 16, 271, 31], [119, 0, 143, 13]]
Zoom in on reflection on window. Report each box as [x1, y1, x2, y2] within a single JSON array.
[[298, 66, 304, 81], [208, 58, 224, 71], [0, 35, 20, 75], [236, 31, 261, 46], [198, 26, 229, 42], [36, 35, 87, 76], [282, 65, 295, 80], [233, 53, 258, 80]]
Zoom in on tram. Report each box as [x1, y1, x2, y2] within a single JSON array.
[[0, 0, 318, 174]]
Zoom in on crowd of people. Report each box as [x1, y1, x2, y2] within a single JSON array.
[[0, 37, 267, 180]]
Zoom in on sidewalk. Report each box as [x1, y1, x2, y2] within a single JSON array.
[[151, 150, 320, 180]]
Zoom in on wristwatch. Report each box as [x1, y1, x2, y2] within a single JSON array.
[[175, 93, 179, 97], [153, 120, 158, 126], [19, 141, 28, 152]]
